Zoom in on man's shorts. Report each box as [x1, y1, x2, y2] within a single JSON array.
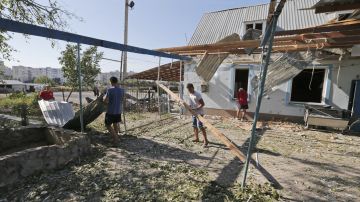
[[192, 115, 204, 129], [240, 104, 249, 110], [236, 102, 249, 110], [105, 113, 122, 126]]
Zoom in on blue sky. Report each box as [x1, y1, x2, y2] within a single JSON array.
[[5, 0, 269, 73]]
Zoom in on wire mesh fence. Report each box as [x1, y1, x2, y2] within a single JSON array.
[[122, 83, 181, 115]]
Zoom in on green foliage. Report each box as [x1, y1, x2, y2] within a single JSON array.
[[34, 76, 55, 86], [0, 0, 75, 60], [0, 92, 41, 116], [59, 44, 103, 89], [201, 182, 280, 201]]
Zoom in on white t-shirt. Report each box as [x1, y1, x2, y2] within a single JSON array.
[[188, 91, 204, 115]]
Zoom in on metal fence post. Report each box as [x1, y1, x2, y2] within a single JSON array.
[[241, 1, 285, 188], [76, 43, 84, 133], [157, 57, 161, 117]]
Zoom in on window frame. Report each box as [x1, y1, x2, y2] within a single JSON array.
[[286, 65, 332, 105], [244, 20, 266, 33]]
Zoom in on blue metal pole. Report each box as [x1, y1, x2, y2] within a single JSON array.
[[0, 18, 190, 61], [241, 8, 283, 188], [77, 43, 84, 133]]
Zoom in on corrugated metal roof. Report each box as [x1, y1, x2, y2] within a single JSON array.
[[196, 34, 240, 82], [189, 0, 333, 45], [38, 100, 75, 127]]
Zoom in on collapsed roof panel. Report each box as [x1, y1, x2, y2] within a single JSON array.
[[195, 34, 240, 82], [252, 52, 315, 96], [127, 61, 183, 82], [311, 0, 360, 13]]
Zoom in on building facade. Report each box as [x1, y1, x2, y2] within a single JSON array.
[[183, 0, 360, 119], [11, 65, 64, 83], [0, 61, 12, 79], [12, 66, 32, 82], [96, 70, 121, 84]]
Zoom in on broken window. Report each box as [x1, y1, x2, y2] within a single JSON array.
[[246, 23, 253, 31], [290, 69, 326, 103], [233, 69, 249, 98], [338, 13, 352, 21], [255, 23, 263, 31], [245, 22, 263, 33]]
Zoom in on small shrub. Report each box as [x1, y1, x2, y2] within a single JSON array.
[[0, 93, 41, 117]]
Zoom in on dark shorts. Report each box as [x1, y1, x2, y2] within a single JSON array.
[[192, 115, 204, 129], [240, 104, 249, 110], [105, 113, 122, 126], [237, 102, 248, 110]]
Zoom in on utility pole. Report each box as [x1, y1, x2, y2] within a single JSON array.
[[121, 0, 129, 81]]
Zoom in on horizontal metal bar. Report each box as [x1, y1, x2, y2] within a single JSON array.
[[102, 57, 122, 63], [0, 18, 190, 61]]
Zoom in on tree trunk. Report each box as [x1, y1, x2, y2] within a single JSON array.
[[62, 88, 65, 101], [66, 88, 74, 102], [63, 94, 106, 131]]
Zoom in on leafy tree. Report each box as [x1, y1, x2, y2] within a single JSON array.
[[59, 44, 103, 101], [0, 0, 75, 60], [34, 76, 55, 86]]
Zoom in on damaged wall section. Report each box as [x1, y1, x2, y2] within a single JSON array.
[[184, 57, 360, 118]]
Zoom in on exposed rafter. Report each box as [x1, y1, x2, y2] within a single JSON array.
[[155, 19, 360, 56]]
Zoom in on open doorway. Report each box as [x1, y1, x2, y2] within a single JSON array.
[[233, 69, 249, 98], [290, 69, 325, 103]]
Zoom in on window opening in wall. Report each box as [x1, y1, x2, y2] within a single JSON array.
[[246, 23, 253, 31], [290, 69, 325, 103], [245, 22, 263, 33], [233, 69, 249, 98], [338, 13, 352, 21], [255, 23, 263, 31]]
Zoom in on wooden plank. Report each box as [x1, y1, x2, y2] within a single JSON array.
[[315, 3, 360, 14], [267, 0, 277, 25], [275, 21, 360, 36], [157, 33, 360, 54], [156, 82, 247, 162]]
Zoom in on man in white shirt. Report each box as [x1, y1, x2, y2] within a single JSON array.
[[187, 83, 208, 147]]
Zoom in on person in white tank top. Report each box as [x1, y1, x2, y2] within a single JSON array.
[[187, 83, 208, 147]]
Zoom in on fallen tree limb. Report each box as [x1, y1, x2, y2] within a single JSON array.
[[156, 82, 247, 162], [63, 95, 106, 131]]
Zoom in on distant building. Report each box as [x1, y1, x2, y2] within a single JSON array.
[[12, 65, 32, 82], [0, 61, 12, 79], [96, 70, 121, 84], [95, 70, 136, 84], [11, 65, 64, 83], [0, 80, 25, 93], [31, 67, 65, 84]]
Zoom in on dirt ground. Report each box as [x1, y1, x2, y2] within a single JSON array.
[[1, 112, 359, 201]]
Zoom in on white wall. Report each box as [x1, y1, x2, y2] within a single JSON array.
[[10, 84, 25, 92], [184, 58, 360, 117], [328, 60, 360, 109]]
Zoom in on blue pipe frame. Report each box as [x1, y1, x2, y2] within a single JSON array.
[[0, 17, 190, 132], [0, 18, 191, 61]]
